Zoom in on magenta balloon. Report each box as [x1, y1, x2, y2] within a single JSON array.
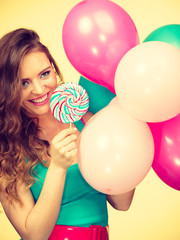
[[149, 115, 180, 191], [62, 0, 139, 93]]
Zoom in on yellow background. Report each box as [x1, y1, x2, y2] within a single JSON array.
[[0, 0, 180, 239]]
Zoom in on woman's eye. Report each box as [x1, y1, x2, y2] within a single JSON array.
[[22, 80, 29, 89], [41, 71, 50, 79]]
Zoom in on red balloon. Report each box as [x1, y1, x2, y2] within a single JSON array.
[[62, 0, 139, 93], [149, 115, 180, 191]]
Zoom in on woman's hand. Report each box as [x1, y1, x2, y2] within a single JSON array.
[[106, 189, 135, 211], [50, 128, 78, 170]]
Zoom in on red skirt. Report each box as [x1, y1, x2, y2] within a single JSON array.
[[49, 225, 109, 240]]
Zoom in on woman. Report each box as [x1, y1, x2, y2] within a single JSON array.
[[0, 28, 135, 240]]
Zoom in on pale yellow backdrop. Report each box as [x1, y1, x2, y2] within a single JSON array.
[[0, 0, 180, 239]]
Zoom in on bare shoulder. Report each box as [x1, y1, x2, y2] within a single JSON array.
[[0, 179, 35, 237], [0, 177, 8, 202], [0, 178, 34, 210], [83, 111, 94, 124]]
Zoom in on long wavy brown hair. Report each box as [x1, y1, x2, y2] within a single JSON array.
[[0, 28, 64, 205]]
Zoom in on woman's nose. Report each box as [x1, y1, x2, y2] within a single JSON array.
[[31, 79, 45, 94]]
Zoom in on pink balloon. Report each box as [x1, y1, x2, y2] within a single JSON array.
[[115, 41, 180, 122], [149, 115, 180, 191], [78, 97, 154, 194], [62, 0, 139, 94]]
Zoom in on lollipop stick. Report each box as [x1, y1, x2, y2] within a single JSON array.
[[70, 122, 72, 128]]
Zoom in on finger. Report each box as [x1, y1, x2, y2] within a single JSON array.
[[51, 138, 77, 155], [56, 134, 77, 149], [64, 141, 77, 153], [52, 128, 77, 142], [65, 148, 78, 159]]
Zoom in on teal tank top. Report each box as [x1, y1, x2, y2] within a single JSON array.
[[30, 119, 108, 227]]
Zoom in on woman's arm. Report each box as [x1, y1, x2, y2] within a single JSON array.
[[1, 165, 67, 240], [106, 189, 135, 211], [0, 128, 77, 240]]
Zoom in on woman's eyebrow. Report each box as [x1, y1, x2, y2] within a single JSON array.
[[21, 66, 52, 81]]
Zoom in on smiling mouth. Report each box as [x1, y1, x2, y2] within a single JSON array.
[[29, 92, 49, 105]]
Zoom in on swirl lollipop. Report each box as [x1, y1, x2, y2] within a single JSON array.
[[50, 82, 89, 127]]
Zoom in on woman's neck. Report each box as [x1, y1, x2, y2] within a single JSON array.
[[37, 112, 70, 143]]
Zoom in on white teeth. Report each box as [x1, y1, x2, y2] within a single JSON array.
[[31, 94, 48, 103]]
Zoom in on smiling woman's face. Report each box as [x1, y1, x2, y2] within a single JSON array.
[[20, 51, 58, 117]]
